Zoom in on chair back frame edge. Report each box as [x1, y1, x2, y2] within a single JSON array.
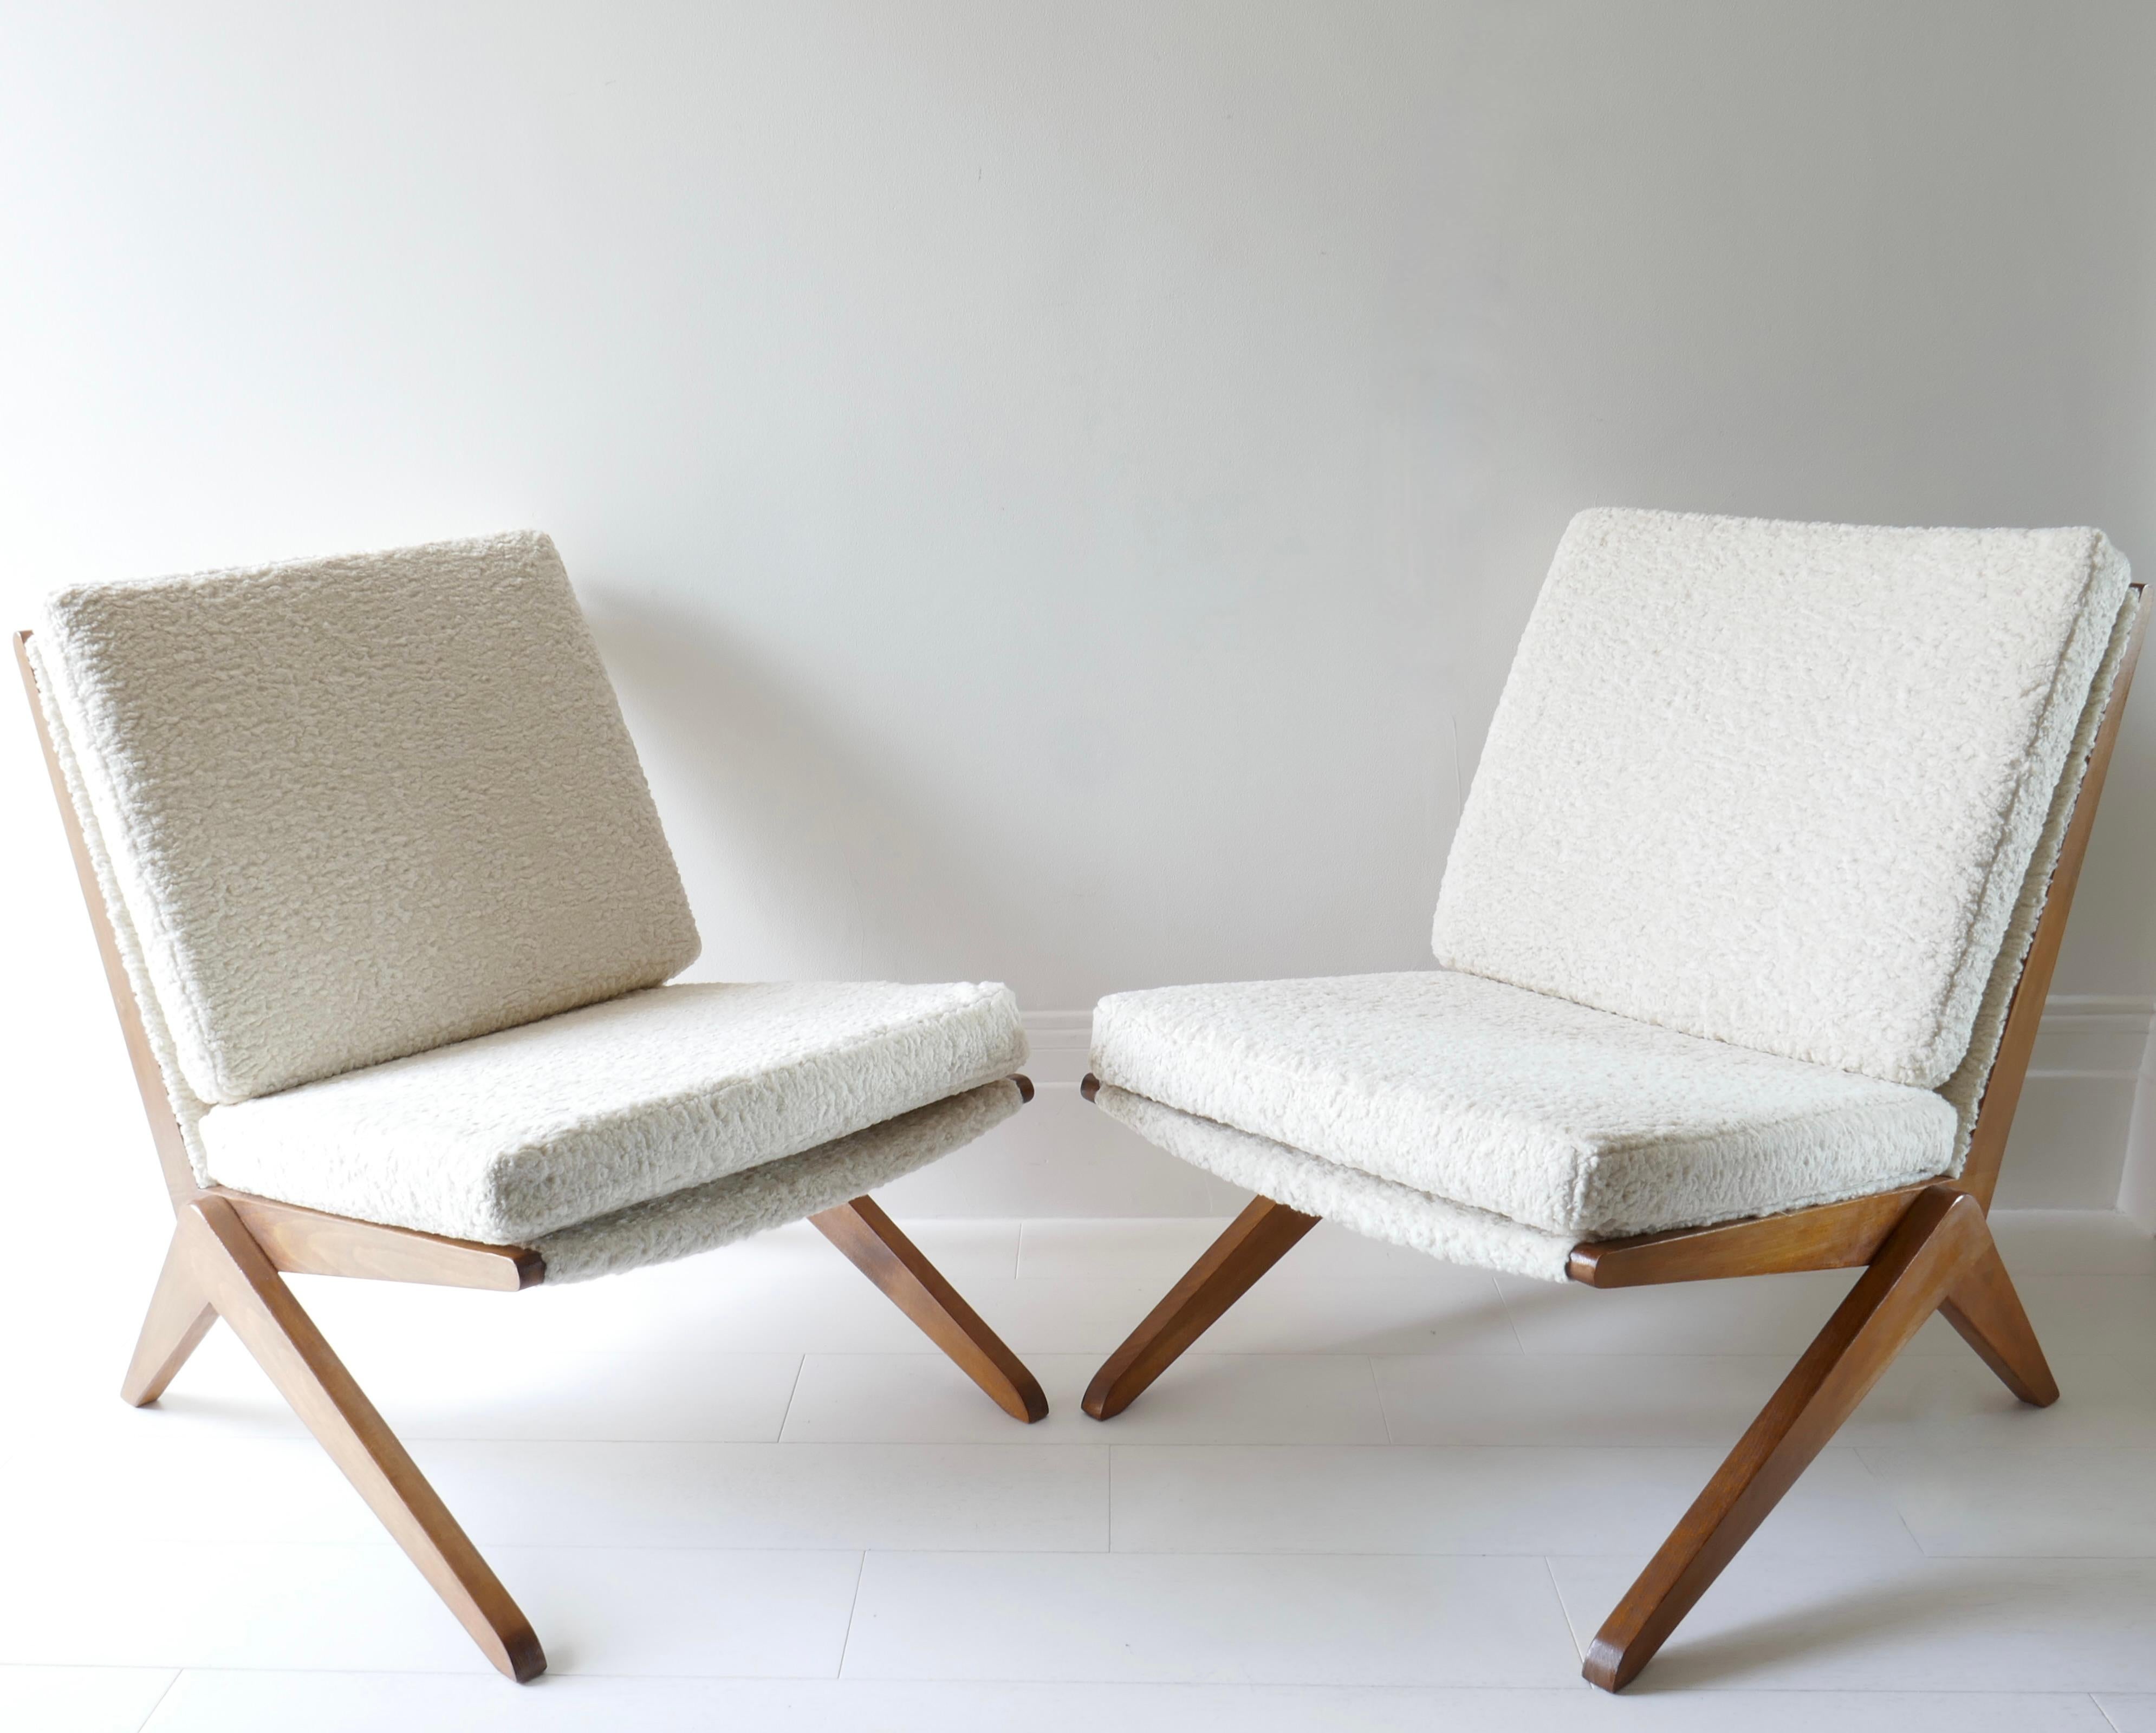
[[17, 628, 555, 1284], [25, 561, 2147, 1297], [1570, 580, 2150, 1286], [16, 626, 1053, 1686], [17, 629, 198, 1205], [1058, 582, 2144, 1694], [17, 628, 1037, 1300]]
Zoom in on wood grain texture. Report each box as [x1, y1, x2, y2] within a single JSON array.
[[1567, 1186, 1932, 1287], [1071, 590, 2142, 1691], [218, 1190, 543, 1290], [120, 1229, 218, 1406], [1568, 584, 2147, 1287], [1959, 584, 2147, 1207], [180, 1196, 546, 1681], [1082, 1195, 1320, 1421], [15, 631, 197, 1204], [811, 1195, 1048, 1422], [1582, 1187, 2005, 1691], [1939, 1230, 2060, 1405]]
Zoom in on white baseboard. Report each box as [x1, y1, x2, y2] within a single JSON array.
[[2004, 994, 2151, 1211], [881, 997, 2156, 1219], [2103, 996, 2156, 1232]]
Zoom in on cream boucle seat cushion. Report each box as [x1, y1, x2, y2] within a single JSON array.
[[199, 980, 1027, 1245], [532, 1078, 1025, 1284], [1432, 510, 2130, 1089], [35, 531, 699, 1105], [1090, 1082, 1579, 1281], [1089, 972, 1956, 1246], [32, 530, 1034, 1279], [1092, 510, 2136, 1282]]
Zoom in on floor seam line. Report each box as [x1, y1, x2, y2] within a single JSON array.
[[832, 1551, 869, 1679], [1543, 1555, 1583, 1667], [1490, 1274, 1529, 1353], [131, 1666, 185, 1731], [1367, 1354, 1394, 1445], [47, 1662, 2152, 1691], [1850, 1441, 1932, 1559], [775, 1353, 809, 1440]]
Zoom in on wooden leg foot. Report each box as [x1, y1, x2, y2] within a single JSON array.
[[178, 1196, 547, 1681], [1938, 1221, 2058, 1406], [811, 1196, 1049, 1422], [1583, 1185, 1991, 1692], [121, 1229, 218, 1406], [1083, 1195, 1319, 1421]]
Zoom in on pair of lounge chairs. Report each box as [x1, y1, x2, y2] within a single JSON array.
[[18, 507, 2140, 1691]]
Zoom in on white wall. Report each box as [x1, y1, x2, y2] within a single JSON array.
[[5, 2, 2155, 1218]]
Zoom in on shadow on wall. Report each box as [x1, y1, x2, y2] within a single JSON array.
[[580, 589, 1024, 991]]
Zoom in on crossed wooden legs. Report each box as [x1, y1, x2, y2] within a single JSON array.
[[127, 1196, 547, 1679], [120, 1229, 219, 1408], [124, 1190, 1046, 1682], [1081, 1184, 2055, 1692], [131, 1177, 2046, 1686], [1582, 1185, 2052, 1688]]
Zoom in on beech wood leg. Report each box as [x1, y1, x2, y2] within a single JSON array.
[[1938, 1226, 2059, 1406], [1583, 1185, 1997, 1691], [177, 1196, 546, 1682], [810, 1196, 1049, 1422], [1083, 1195, 1320, 1421], [120, 1230, 218, 1406]]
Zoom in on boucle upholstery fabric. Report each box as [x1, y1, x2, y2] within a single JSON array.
[[200, 980, 1025, 1243], [1093, 1083, 1577, 1282], [36, 532, 699, 1104], [1432, 510, 2130, 1090], [1938, 589, 2141, 1153], [535, 1080, 1024, 1282], [26, 634, 218, 1183], [1089, 971, 1956, 1242]]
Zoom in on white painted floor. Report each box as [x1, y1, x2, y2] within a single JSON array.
[[7, 1208, 2156, 1730]]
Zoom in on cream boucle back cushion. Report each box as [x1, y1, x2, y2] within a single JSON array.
[[38, 531, 700, 1104], [1432, 509, 2130, 1090]]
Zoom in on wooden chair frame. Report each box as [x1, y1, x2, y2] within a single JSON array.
[[15, 630, 1049, 1683], [1077, 589, 2147, 1692]]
